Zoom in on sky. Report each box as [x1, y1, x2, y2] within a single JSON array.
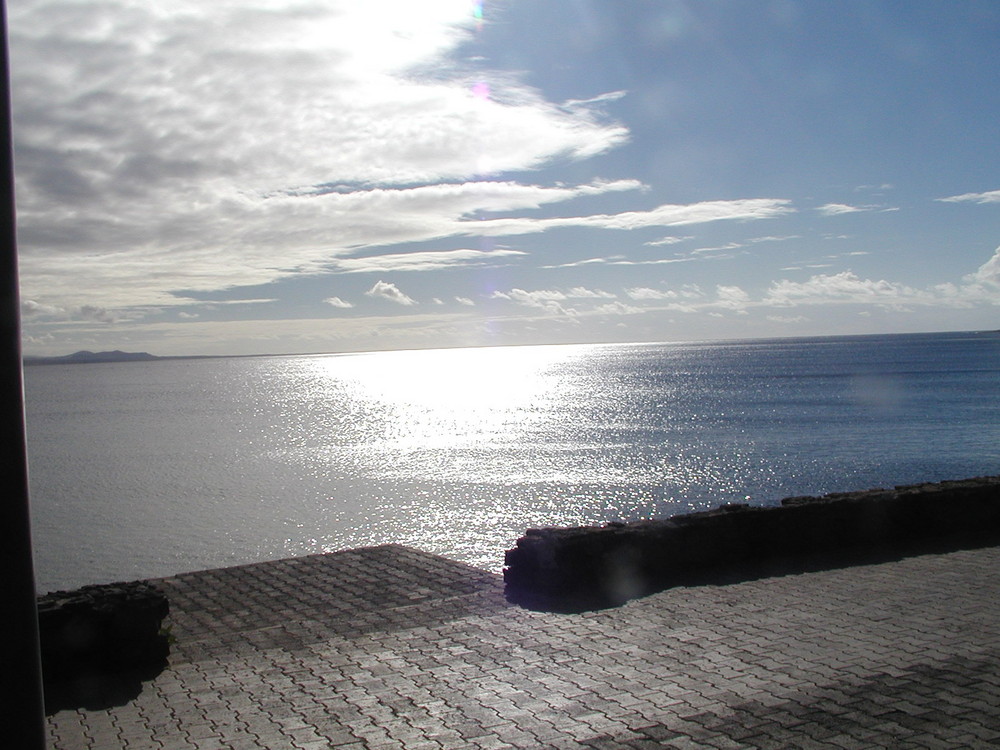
[[10, 0, 1000, 357]]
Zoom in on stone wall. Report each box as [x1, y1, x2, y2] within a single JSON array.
[[504, 476, 1000, 611], [37, 581, 170, 711]]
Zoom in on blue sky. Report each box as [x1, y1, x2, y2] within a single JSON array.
[[11, 0, 1000, 356]]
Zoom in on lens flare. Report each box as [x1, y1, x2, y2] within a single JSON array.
[[472, 80, 490, 101]]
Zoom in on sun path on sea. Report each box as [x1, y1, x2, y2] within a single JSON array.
[[44, 540, 1000, 749]]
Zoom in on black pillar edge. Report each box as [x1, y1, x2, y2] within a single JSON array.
[[0, 0, 48, 745]]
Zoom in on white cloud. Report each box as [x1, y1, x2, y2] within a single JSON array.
[[16, 177, 640, 312], [625, 287, 677, 301], [691, 242, 744, 255], [625, 252, 1000, 318], [747, 235, 800, 244], [594, 301, 641, 315], [566, 287, 616, 299], [502, 290, 576, 317], [816, 204, 898, 217], [455, 297, 475, 306], [625, 285, 703, 301], [817, 203, 867, 216], [644, 235, 692, 247], [365, 280, 417, 306], [817, 203, 876, 216], [469, 198, 793, 237], [9, 0, 631, 314], [714, 285, 751, 312], [203, 299, 279, 306], [332, 248, 525, 274], [542, 255, 692, 270], [562, 90, 628, 111], [489, 286, 622, 317], [21, 299, 63, 317], [764, 271, 929, 307], [324, 297, 354, 309], [11, 1, 627, 192], [963, 246, 1000, 289], [936, 189, 1000, 204], [539, 256, 619, 269], [78, 305, 119, 323], [767, 272, 897, 301]]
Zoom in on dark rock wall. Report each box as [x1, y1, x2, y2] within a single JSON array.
[[504, 477, 1000, 612], [37, 581, 170, 712]]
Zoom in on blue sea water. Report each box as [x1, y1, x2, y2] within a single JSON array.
[[23, 331, 1000, 593]]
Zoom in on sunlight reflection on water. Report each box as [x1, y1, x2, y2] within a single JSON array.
[[244, 344, 771, 569], [25, 333, 1000, 589]]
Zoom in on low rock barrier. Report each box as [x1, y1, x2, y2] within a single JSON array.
[[504, 476, 1000, 611], [37, 581, 170, 711]]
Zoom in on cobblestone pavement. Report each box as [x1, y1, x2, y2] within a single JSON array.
[[45, 543, 1000, 749]]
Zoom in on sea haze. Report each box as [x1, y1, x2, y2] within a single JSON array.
[[24, 331, 1000, 593]]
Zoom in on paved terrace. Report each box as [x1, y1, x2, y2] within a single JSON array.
[[46, 543, 1000, 749]]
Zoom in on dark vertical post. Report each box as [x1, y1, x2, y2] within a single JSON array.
[[0, 0, 48, 745]]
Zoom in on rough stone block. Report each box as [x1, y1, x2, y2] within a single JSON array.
[[504, 476, 1000, 611]]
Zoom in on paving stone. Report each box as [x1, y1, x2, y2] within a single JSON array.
[[42, 542, 1000, 749]]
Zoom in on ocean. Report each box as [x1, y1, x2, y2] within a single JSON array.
[[23, 331, 1000, 593]]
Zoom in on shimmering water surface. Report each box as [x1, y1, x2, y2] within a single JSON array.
[[25, 331, 1000, 592]]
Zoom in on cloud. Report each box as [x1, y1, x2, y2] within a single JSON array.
[[746, 235, 800, 244], [760, 257, 1000, 311], [16, 177, 639, 311], [544, 225, 798, 271], [963, 246, 1000, 288], [714, 285, 751, 312], [625, 285, 703, 301], [626, 287, 677, 301], [77, 305, 119, 323], [644, 235, 692, 247], [9, 0, 631, 314], [816, 203, 897, 216], [594, 301, 642, 315], [492, 289, 576, 317], [202, 298, 278, 306], [324, 297, 354, 309], [11, 2, 628, 191], [489, 286, 622, 318], [21, 299, 63, 317], [455, 297, 475, 306], [816, 204, 897, 217], [365, 281, 417, 306], [617, 252, 1000, 318], [541, 255, 692, 269], [468, 198, 793, 237], [562, 90, 628, 111], [936, 189, 1000, 204], [817, 203, 868, 216], [691, 242, 744, 255], [566, 287, 616, 299], [331, 248, 525, 274], [764, 271, 929, 307]]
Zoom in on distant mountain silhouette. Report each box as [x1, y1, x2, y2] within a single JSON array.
[[24, 350, 162, 365]]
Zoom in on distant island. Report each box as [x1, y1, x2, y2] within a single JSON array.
[[23, 350, 162, 366]]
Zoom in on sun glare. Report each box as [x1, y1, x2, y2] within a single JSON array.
[[305, 344, 586, 447]]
